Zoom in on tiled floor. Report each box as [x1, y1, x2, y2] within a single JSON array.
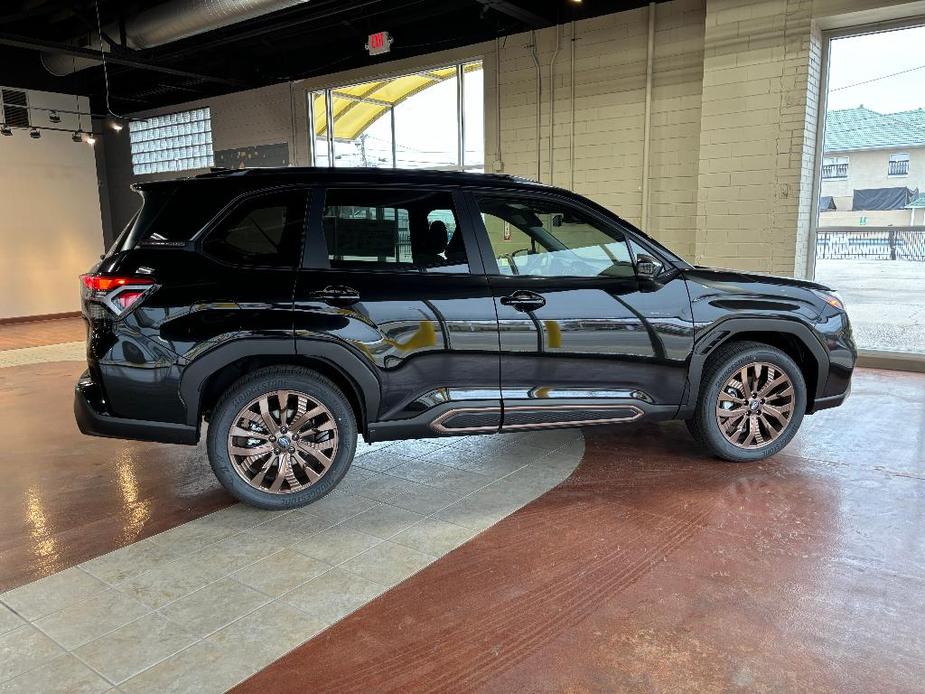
[[0, 429, 584, 691], [239, 368, 925, 694]]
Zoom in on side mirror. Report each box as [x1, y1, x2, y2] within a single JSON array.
[[635, 253, 662, 281]]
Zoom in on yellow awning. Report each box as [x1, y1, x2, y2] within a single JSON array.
[[313, 63, 481, 141]]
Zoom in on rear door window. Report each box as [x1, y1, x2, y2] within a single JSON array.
[[322, 189, 469, 273]]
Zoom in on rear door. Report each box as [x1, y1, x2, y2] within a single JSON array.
[[465, 190, 693, 430], [293, 185, 502, 436]]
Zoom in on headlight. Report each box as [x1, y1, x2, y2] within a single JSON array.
[[812, 289, 844, 311]]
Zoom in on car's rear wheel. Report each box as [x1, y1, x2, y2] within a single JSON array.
[[206, 366, 357, 509], [687, 341, 806, 462]]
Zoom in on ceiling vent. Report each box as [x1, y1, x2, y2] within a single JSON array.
[[1, 88, 29, 128]]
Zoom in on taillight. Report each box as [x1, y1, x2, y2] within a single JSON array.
[[80, 274, 154, 315]]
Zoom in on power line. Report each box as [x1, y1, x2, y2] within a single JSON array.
[[831, 63, 925, 92]]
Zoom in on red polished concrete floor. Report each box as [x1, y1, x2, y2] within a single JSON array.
[[0, 359, 232, 591], [3, 314, 925, 690], [238, 368, 925, 693]]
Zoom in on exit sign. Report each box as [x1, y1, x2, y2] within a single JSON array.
[[367, 31, 392, 56]]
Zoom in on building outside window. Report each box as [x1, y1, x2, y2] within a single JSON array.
[[889, 152, 910, 176], [822, 155, 849, 179]]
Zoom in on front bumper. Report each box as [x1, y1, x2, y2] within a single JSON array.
[[74, 370, 198, 445]]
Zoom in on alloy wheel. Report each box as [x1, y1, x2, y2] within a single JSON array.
[[226, 390, 338, 494], [715, 362, 795, 450]]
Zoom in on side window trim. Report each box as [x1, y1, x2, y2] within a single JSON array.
[[196, 185, 310, 271], [302, 185, 484, 276], [466, 189, 637, 280]]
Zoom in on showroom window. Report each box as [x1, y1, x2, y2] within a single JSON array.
[[309, 61, 483, 172], [322, 189, 467, 272], [129, 107, 214, 175]]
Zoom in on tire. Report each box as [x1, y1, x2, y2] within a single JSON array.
[[206, 366, 357, 510], [686, 341, 806, 463]]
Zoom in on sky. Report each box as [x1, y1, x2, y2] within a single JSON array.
[[828, 26, 925, 113]]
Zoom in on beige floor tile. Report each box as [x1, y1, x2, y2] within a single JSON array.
[[115, 551, 231, 609], [0, 654, 109, 694], [296, 492, 378, 525], [34, 588, 151, 650], [232, 549, 331, 598], [390, 438, 452, 457], [241, 508, 335, 546], [353, 449, 417, 472], [0, 624, 64, 683], [334, 467, 383, 496], [191, 529, 280, 576], [80, 538, 181, 584], [432, 492, 519, 531], [147, 519, 237, 556], [0, 567, 107, 621], [158, 577, 270, 638], [382, 482, 460, 515], [391, 518, 478, 556], [294, 525, 382, 565], [420, 445, 527, 478], [206, 602, 326, 672], [197, 504, 290, 533], [388, 458, 492, 494], [282, 567, 387, 626], [343, 504, 424, 539], [340, 541, 435, 587], [0, 606, 23, 638], [121, 640, 253, 694], [74, 613, 197, 684]]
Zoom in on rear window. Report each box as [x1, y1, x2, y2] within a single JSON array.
[[109, 185, 228, 253]]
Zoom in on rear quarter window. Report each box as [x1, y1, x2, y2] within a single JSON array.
[[111, 184, 230, 253]]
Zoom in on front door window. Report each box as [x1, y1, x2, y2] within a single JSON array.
[[475, 196, 635, 279]]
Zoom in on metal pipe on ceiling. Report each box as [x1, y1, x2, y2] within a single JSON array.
[[42, 0, 313, 76]]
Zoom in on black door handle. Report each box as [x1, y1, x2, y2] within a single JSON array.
[[500, 290, 546, 312], [309, 285, 361, 306]]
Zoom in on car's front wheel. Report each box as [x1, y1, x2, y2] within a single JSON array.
[[206, 366, 357, 509], [687, 341, 806, 462]]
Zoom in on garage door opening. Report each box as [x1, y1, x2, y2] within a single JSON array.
[[308, 61, 483, 171], [814, 24, 925, 356]]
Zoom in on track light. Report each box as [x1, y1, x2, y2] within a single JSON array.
[[0, 124, 11, 137], [109, 119, 124, 132], [49, 110, 61, 124], [86, 134, 96, 146], [29, 128, 41, 139], [73, 131, 83, 143]]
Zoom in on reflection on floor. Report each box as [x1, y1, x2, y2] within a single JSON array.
[[2, 317, 923, 692], [239, 367, 925, 693]]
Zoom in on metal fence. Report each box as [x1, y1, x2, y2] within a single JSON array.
[[816, 227, 925, 261]]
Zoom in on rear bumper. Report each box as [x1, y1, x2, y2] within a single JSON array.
[[74, 370, 198, 445], [810, 381, 851, 413]]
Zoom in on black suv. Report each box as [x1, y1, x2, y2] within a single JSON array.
[[76, 168, 855, 509]]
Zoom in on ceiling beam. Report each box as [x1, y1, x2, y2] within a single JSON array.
[[0, 32, 249, 88], [475, 0, 550, 27]]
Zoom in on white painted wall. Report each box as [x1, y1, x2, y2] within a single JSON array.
[[0, 90, 103, 320]]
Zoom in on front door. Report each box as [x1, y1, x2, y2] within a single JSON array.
[[467, 190, 693, 430], [293, 186, 502, 438]]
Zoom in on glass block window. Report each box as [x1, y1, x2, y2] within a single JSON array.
[[129, 107, 214, 175]]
